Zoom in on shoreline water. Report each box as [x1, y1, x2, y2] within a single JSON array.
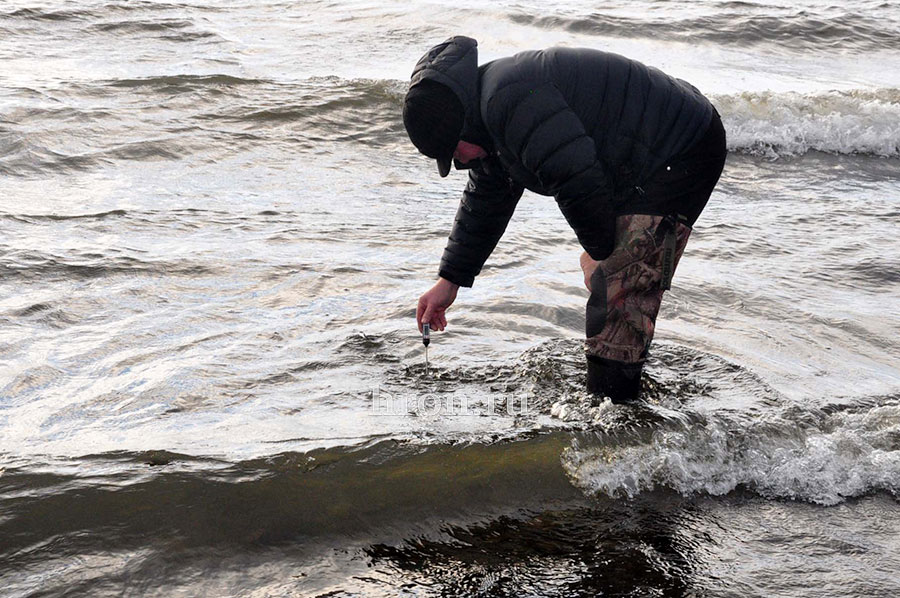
[[2, 1, 900, 596]]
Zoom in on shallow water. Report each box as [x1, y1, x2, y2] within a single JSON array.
[[1, 0, 899, 596]]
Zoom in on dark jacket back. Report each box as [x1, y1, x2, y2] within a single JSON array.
[[409, 36, 714, 287]]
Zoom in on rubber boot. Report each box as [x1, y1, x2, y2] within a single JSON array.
[[586, 355, 643, 404]]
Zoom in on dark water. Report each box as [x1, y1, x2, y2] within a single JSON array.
[[4, 424, 900, 596], [1, 1, 900, 596]]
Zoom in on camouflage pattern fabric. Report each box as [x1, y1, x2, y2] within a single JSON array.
[[585, 214, 692, 364]]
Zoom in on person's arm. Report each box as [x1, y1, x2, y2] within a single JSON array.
[[437, 163, 524, 287], [489, 81, 617, 260], [416, 163, 523, 333]]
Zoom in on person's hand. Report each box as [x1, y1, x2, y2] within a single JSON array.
[[416, 277, 459, 332], [580, 251, 601, 292]]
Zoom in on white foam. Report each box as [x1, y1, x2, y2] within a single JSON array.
[[715, 88, 900, 158], [562, 400, 900, 506]]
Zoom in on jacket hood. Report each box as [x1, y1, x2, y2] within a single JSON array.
[[409, 36, 489, 150]]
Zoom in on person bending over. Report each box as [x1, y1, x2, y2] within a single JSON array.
[[404, 36, 726, 403]]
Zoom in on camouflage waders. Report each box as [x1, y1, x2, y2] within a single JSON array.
[[585, 213, 692, 401]]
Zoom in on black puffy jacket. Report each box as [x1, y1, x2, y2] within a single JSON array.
[[409, 36, 714, 287]]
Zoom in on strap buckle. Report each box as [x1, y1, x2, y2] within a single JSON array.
[[660, 214, 679, 290]]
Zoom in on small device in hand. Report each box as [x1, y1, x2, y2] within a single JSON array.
[[422, 323, 430, 375]]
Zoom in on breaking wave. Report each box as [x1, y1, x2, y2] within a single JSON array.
[[716, 88, 900, 158], [3, 73, 897, 177], [353, 337, 900, 507], [561, 395, 900, 506]]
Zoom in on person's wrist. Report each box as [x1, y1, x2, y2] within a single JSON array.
[[437, 277, 459, 290]]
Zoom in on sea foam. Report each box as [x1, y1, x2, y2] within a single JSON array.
[[561, 397, 900, 506], [715, 88, 900, 158]]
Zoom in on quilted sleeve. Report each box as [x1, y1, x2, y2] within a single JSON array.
[[438, 163, 524, 287]]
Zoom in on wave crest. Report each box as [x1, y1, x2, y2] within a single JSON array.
[[716, 88, 900, 158], [508, 10, 900, 52], [562, 396, 900, 506]]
